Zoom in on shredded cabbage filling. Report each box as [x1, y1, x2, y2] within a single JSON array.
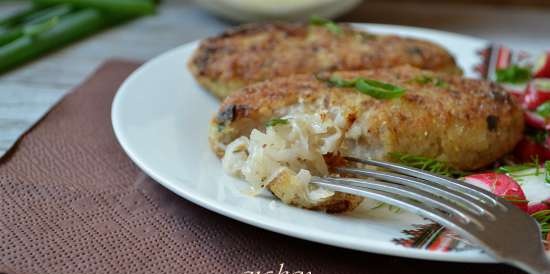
[[222, 108, 349, 201]]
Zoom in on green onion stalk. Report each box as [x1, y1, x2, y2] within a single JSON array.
[[32, 0, 156, 16], [0, 0, 156, 74], [0, 9, 106, 73], [0, 5, 74, 47]]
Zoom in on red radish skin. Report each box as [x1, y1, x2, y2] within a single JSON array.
[[528, 200, 550, 214], [524, 111, 550, 130], [524, 79, 550, 110], [514, 138, 550, 162], [464, 173, 528, 212], [534, 52, 550, 78]]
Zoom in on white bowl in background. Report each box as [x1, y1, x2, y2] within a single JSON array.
[[194, 0, 363, 22]]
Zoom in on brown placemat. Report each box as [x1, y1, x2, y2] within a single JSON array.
[[0, 60, 522, 274]]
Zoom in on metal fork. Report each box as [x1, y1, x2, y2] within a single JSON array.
[[312, 156, 550, 274]]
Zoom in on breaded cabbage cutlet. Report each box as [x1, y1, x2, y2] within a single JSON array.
[[211, 66, 524, 212], [189, 22, 462, 99]]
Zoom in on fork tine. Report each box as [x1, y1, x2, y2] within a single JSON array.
[[344, 156, 504, 208], [314, 176, 487, 229], [335, 166, 495, 218], [311, 176, 483, 243], [317, 161, 550, 274]]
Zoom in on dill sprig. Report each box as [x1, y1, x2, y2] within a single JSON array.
[[388, 152, 466, 178], [495, 157, 544, 183], [496, 163, 540, 174], [531, 210, 550, 239]]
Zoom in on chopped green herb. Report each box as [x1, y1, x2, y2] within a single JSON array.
[[545, 161, 550, 184], [536, 102, 550, 118], [265, 118, 289, 127], [328, 74, 355, 87], [309, 15, 341, 34], [329, 75, 406, 99], [355, 78, 406, 99], [389, 152, 466, 178], [411, 75, 448, 88], [495, 65, 532, 84]]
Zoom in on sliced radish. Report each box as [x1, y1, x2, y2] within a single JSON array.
[[534, 52, 550, 78], [536, 78, 550, 91], [503, 84, 526, 102], [514, 169, 550, 214], [503, 83, 527, 93], [514, 137, 550, 162], [464, 172, 528, 212], [524, 78, 550, 110], [524, 111, 550, 130], [528, 200, 550, 214]]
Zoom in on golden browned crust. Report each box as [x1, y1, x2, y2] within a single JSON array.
[[189, 23, 462, 99], [268, 169, 363, 213], [210, 66, 524, 171]]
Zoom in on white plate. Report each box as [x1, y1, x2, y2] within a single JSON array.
[[112, 24, 492, 263]]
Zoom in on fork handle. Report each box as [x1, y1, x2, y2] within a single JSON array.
[[508, 251, 550, 274]]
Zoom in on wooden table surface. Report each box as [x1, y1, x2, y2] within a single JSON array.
[[0, 0, 549, 157]]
